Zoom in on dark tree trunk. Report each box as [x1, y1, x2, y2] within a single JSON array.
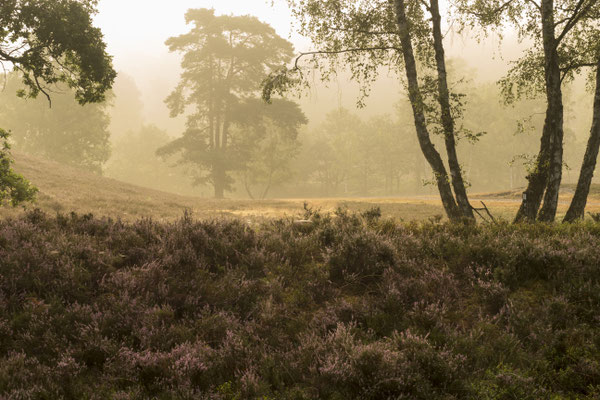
[[212, 99, 230, 200], [564, 59, 600, 222], [429, 0, 474, 220], [513, 121, 553, 222], [392, 0, 461, 220], [537, 0, 565, 222], [515, 0, 564, 223]]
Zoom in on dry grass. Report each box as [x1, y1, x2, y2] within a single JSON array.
[[3, 152, 600, 222]]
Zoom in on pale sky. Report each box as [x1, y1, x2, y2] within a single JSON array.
[[92, 0, 522, 133], [94, 0, 301, 73], [93, 0, 310, 131]]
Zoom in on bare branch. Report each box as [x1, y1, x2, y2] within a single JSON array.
[[293, 46, 402, 69], [525, 0, 542, 12], [419, 0, 432, 12], [472, 201, 497, 223], [464, 0, 516, 18], [327, 26, 399, 36], [560, 61, 596, 82], [33, 74, 52, 107]]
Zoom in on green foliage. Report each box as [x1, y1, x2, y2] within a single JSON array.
[[263, 0, 405, 107], [0, 0, 116, 104], [0, 129, 37, 206], [457, 0, 600, 103]]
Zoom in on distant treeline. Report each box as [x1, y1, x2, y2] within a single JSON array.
[[0, 69, 591, 199]]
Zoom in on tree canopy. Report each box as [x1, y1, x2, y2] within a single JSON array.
[[0, 73, 112, 173], [0, 0, 116, 105]]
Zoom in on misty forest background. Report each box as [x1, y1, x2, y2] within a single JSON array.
[[0, 25, 596, 201]]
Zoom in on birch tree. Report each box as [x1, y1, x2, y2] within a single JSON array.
[[263, 0, 476, 220]]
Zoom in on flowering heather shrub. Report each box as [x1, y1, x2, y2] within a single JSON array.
[[1, 209, 600, 398]]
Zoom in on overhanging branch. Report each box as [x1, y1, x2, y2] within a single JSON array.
[[555, 0, 595, 46]]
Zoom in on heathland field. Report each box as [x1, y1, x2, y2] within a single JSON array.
[[2, 153, 600, 399], [2, 200, 600, 398]]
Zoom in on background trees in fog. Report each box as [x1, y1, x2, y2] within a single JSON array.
[[157, 9, 302, 198], [0, 74, 111, 174]]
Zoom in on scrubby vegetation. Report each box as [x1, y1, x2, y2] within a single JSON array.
[[1, 208, 600, 399]]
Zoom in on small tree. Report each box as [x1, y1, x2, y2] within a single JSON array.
[[232, 98, 306, 199]]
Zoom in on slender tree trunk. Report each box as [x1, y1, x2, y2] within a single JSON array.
[[392, 0, 461, 220], [537, 0, 565, 222], [211, 98, 228, 199], [242, 171, 256, 199], [514, 0, 564, 222], [429, 0, 474, 220], [261, 171, 274, 199], [564, 58, 600, 222]]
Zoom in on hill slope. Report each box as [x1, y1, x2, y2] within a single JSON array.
[[4, 152, 600, 221], [2, 152, 217, 220], [1, 152, 446, 221]]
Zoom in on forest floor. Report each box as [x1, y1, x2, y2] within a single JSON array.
[[4, 151, 600, 222]]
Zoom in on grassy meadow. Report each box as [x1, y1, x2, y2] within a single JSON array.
[[5, 152, 600, 223]]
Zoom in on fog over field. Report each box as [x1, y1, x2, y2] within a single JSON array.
[[83, 0, 594, 201], [1, 0, 598, 212]]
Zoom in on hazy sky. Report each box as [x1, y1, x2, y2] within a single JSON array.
[[92, 0, 523, 133], [93, 1, 311, 131], [94, 1, 299, 73]]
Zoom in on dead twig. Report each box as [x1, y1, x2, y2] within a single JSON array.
[[471, 201, 497, 224]]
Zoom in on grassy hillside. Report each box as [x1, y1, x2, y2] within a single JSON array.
[[1, 209, 599, 398], [5, 152, 600, 222], [1, 152, 448, 221]]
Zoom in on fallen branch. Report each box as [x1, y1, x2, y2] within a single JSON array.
[[471, 201, 497, 224]]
